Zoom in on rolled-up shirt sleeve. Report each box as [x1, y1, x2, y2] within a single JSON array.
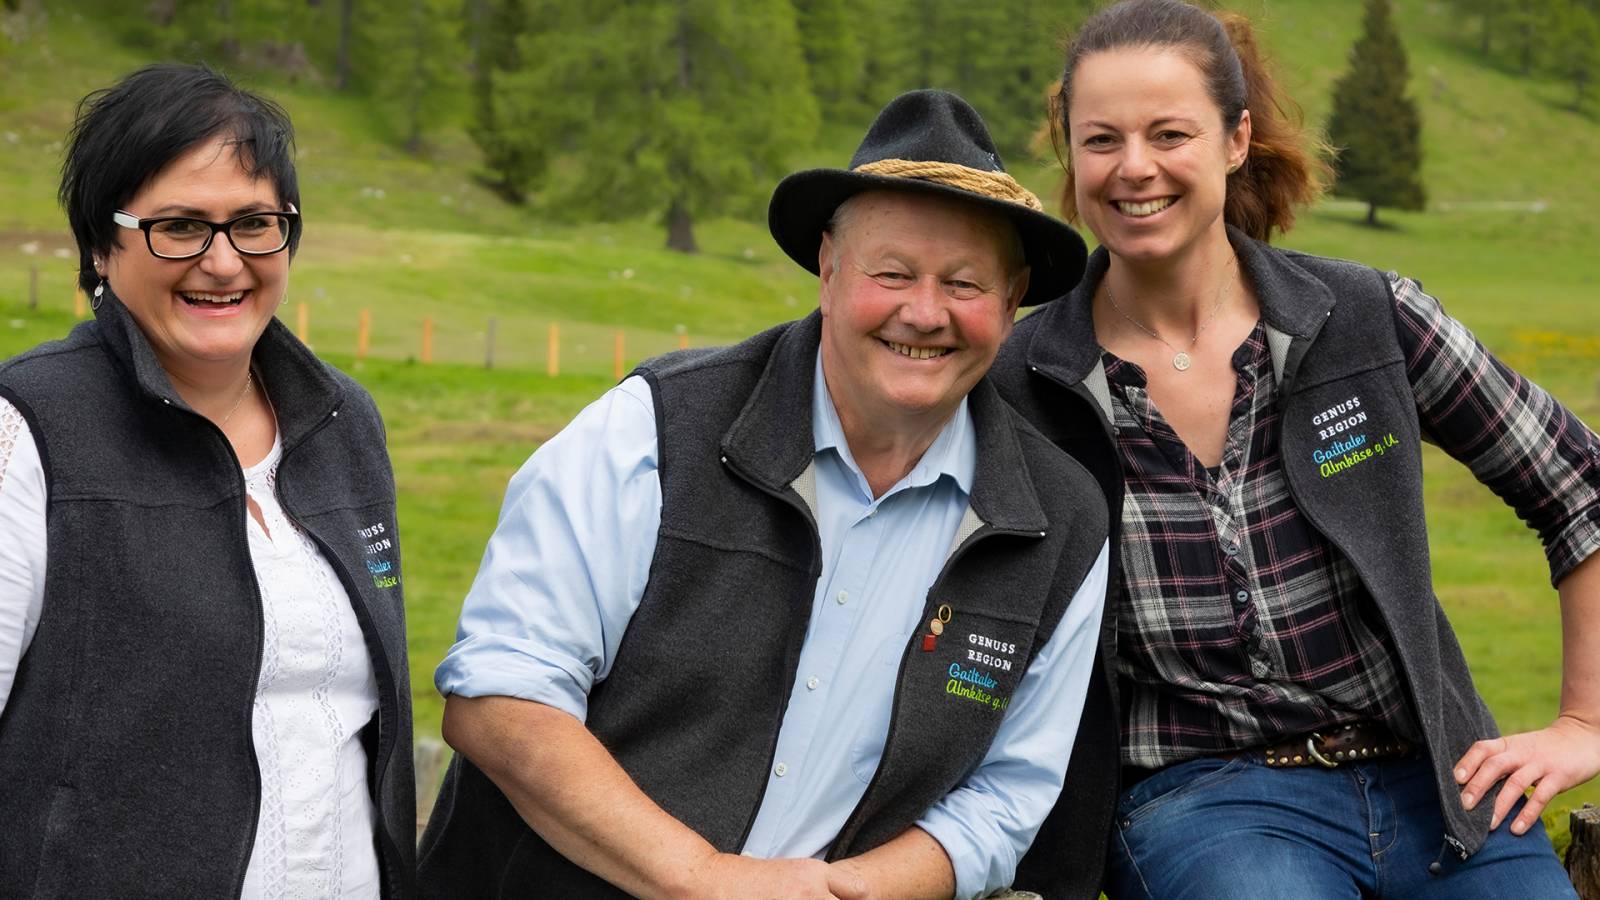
[[1390, 274, 1600, 585], [916, 540, 1110, 900], [433, 376, 661, 721]]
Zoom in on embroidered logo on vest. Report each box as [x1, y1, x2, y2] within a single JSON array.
[[357, 521, 399, 589], [1309, 394, 1401, 479], [941, 630, 1019, 712]]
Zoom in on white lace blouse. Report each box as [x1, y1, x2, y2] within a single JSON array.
[[0, 397, 381, 899]]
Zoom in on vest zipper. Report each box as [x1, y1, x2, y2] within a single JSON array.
[[274, 412, 407, 894], [827, 522, 1045, 858], [1272, 383, 1462, 856], [174, 404, 266, 900], [716, 453, 824, 854]]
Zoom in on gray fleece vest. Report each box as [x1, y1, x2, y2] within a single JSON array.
[[991, 229, 1502, 889], [417, 312, 1110, 898], [0, 294, 416, 899]]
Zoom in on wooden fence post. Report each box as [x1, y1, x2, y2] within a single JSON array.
[[421, 317, 434, 364], [296, 302, 310, 344], [678, 330, 689, 350], [613, 330, 625, 381], [1570, 804, 1600, 899], [547, 322, 560, 377], [414, 738, 449, 842], [485, 317, 497, 370], [356, 308, 371, 361]]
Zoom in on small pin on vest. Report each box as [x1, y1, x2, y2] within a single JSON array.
[[921, 604, 953, 652]]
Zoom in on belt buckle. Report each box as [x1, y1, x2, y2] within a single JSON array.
[[1306, 732, 1339, 768]]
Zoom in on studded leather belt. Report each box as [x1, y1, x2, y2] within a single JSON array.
[[1258, 721, 1411, 768]]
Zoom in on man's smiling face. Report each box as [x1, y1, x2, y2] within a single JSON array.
[[817, 189, 1027, 433]]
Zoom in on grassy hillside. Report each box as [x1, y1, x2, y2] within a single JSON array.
[[3, 0, 1599, 835]]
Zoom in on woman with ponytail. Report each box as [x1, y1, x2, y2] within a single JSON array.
[[993, 1, 1599, 897]]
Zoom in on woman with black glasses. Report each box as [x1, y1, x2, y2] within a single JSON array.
[[0, 64, 415, 898]]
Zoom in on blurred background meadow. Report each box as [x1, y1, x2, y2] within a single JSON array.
[[1, 0, 1597, 847]]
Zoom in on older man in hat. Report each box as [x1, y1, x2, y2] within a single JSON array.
[[417, 90, 1112, 900]]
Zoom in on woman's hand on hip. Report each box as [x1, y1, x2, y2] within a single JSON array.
[[1454, 713, 1600, 835]]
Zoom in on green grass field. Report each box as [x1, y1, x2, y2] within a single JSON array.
[[3, 0, 1599, 844]]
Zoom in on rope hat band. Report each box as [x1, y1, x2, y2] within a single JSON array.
[[767, 89, 1087, 306], [852, 159, 1044, 212]]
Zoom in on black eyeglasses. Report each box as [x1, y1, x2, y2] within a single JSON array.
[[112, 206, 301, 260]]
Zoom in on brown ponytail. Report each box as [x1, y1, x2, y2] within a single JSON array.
[[1053, 0, 1330, 241]]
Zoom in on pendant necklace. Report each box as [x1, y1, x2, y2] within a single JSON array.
[[220, 371, 255, 424], [1105, 258, 1236, 372]]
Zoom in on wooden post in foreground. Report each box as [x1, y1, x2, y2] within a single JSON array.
[[547, 322, 560, 377], [296, 302, 309, 344], [1570, 804, 1600, 899], [421, 317, 434, 364], [414, 738, 448, 842], [678, 331, 689, 350], [356, 308, 371, 361], [613, 330, 625, 381], [485, 317, 497, 370], [28, 265, 38, 311]]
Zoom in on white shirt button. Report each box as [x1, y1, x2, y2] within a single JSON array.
[[836, 590, 849, 605], [806, 676, 820, 691], [774, 762, 789, 777], [867, 507, 878, 518]]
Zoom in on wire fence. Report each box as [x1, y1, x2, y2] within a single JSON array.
[[12, 263, 739, 378]]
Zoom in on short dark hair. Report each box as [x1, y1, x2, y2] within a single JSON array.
[[60, 63, 301, 292]]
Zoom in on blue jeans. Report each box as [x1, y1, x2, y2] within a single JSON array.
[[1105, 754, 1578, 899]]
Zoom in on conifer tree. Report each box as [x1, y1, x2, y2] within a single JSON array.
[[491, 0, 818, 253], [795, 0, 868, 122], [466, 0, 540, 202], [1550, 0, 1600, 111], [1326, 0, 1425, 225], [357, 0, 459, 153], [1445, 0, 1509, 56]]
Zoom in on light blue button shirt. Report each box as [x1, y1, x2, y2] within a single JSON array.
[[435, 354, 1110, 899]]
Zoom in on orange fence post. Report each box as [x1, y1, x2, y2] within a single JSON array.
[[421, 317, 434, 364], [296, 302, 310, 344], [547, 323, 560, 377], [613, 330, 625, 381], [74, 286, 86, 319], [678, 331, 690, 350], [357, 308, 371, 361]]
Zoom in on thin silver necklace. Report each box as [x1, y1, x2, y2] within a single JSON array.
[[1104, 258, 1236, 372], [220, 371, 255, 424]]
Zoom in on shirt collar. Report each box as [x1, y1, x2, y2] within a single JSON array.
[[810, 351, 976, 501]]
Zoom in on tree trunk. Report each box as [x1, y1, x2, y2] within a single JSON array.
[[463, 0, 488, 75], [147, 0, 176, 27], [336, 0, 355, 90], [216, 0, 238, 61], [404, 0, 424, 153], [1366, 202, 1379, 226], [1569, 804, 1600, 899], [666, 199, 698, 254]]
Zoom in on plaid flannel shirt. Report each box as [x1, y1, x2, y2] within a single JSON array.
[[1110, 274, 1600, 769]]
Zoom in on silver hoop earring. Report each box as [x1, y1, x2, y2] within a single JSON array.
[[91, 277, 106, 311]]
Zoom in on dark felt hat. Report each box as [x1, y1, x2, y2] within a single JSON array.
[[768, 89, 1086, 306]]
